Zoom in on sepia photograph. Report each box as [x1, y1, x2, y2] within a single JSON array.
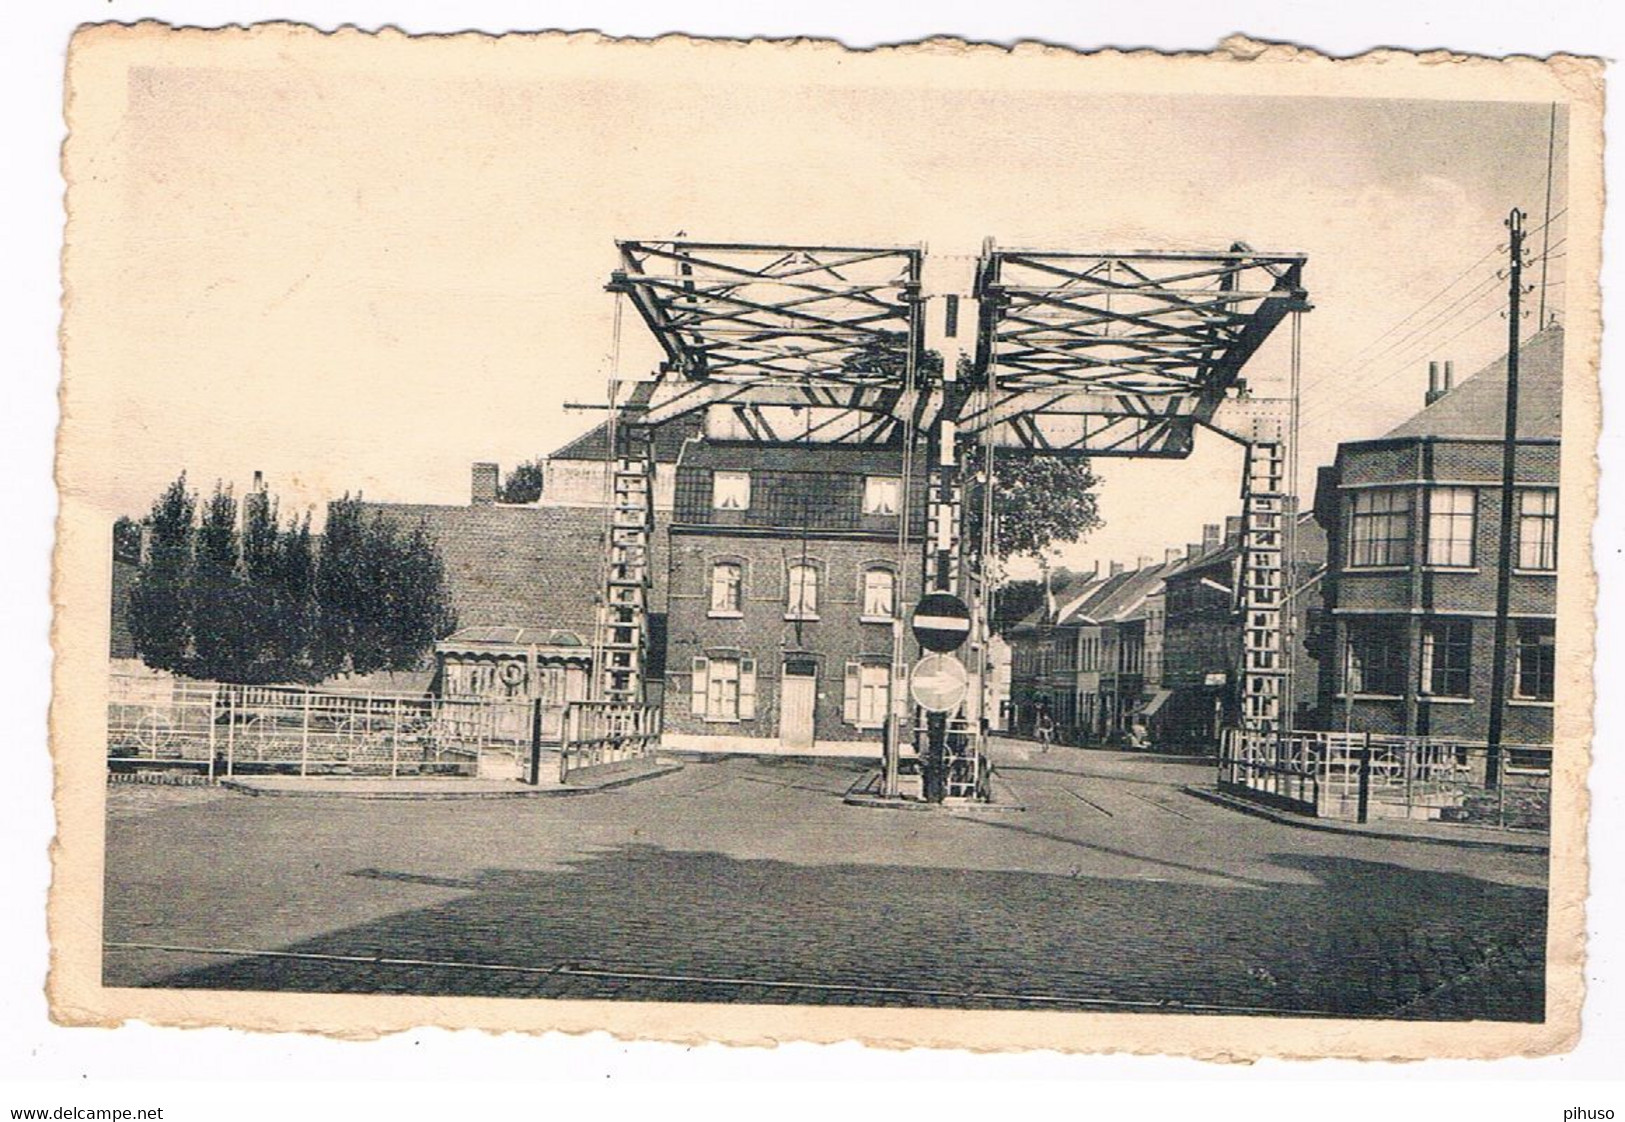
[[43, 20, 1603, 1064]]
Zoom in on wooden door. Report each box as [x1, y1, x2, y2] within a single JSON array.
[[779, 667, 816, 749]]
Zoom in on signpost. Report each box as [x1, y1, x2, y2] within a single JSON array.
[[911, 592, 971, 653]]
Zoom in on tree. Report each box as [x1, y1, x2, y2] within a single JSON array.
[[123, 477, 454, 684], [316, 496, 457, 677], [981, 455, 1103, 562], [126, 474, 195, 673], [188, 481, 253, 681], [498, 460, 545, 504]]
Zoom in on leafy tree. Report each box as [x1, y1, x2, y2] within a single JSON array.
[[126, 474, 195, 673], [271, 511, 319, 682], [980, 454, 1103, 562], [124, 478, 453, 683], [498, 460, 545, 504], [316, 496, 457, 677], [188, 481, 253, 681]]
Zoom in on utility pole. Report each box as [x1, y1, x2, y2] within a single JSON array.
[[1485, 209, 1525, 792]]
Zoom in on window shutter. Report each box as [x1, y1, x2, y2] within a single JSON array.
[[690, 656, 709, 717], [844, 662, 861, 725], [739, 658, 757, 720]]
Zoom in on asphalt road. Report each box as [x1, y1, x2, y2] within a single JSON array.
[[102, 740, 1549, 1019]]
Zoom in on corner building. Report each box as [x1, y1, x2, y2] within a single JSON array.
[[1312, 325, 1563, 752], [661, 442, 925, 754]]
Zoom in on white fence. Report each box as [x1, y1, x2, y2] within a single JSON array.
[[107, 675, 537, 778], [1219, 728, 1551, 827], [550, 700, 662, 783]]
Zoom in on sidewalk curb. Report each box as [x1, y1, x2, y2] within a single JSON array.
[[220, 762, 684, 801], [1181, 785, 1550, 855]]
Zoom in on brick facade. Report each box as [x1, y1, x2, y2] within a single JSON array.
[[661, 443, 926, 752], [1312, 325, 1562, 748]]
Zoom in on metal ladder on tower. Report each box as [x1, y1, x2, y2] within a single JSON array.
[[1238, 437, 1287, 777], [596, 423, 655, 704]]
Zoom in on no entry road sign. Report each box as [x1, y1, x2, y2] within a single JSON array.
[[910, 592, 971, 653], [910, 654, 968, 714]]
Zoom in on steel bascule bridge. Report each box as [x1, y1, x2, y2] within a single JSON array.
[[588, 237, 1309, 802]]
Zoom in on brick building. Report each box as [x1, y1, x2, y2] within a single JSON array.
[[1311, 325, 1563, 750], [356, 462, 654, 711], [1160, 510, 1324, 754], [660, 442, 926, 754]]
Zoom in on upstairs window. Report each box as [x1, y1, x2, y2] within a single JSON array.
[[1419, 619, 1472, 697], [861, 567, 896, 620], [1425, 487, 1477, 567], [786, 562, 819, 619], [1517, 489, 1559, 571], [863, 476, 901, 516], [712, 471, 751, 511], [1515, 622, 1556, 701], [1348, 489, 1412, 568], [709, 562, 742, 616]]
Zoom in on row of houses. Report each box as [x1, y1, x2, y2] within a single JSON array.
[[1006, 324, 1563, 755], [1006, 509, 1324, 753], [112, 325, 1563, 759]]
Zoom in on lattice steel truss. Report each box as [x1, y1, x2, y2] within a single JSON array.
[[598, 237, 1309, 792], [964, 244, 1307, 456]]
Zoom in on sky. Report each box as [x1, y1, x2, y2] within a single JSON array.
[[66, 37, 1569, 577]]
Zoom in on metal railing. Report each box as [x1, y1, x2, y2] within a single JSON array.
[[106, 674, 539, 779], [1219, 728, 1551, 827], [549, 700, 662, 783]]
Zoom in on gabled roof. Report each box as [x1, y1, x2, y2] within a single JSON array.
[[1380, 324, 1563, 442], [548, 386, 703, 463]]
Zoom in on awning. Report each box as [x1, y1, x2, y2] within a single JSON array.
[[1138, 689, 1173, 717]]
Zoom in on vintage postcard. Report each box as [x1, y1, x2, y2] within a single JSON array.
[[50, 24, 1602, 1057]]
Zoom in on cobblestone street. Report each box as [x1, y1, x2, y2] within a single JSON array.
[[102, 740, 1549, 1020]]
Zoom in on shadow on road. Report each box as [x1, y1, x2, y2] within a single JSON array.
[[110, 844, 1546, 1021]]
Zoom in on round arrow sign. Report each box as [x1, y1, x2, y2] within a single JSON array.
[[910, 654, 969, 714], [910, 591, 972, 653]]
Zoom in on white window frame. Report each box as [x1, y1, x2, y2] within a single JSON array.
[[712, 471, 751, 511], [1348, 488, 1413, 569], [1517, 488, 1558, 571], [844, 660, 891, 730], [708, 561, 743, 617], [860, 566, 896, 621], [862, 475, 901, 516], [786, 562, 820, 620], [1425, 487, 1477, 568], [691, 655, 756, 723]]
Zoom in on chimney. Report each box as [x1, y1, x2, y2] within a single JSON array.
[[472, 462, 499, 506], [1137, 555, 1153, 571], [1109, 561, 1125, 577], [1426, 359, 1455, 406], [1165, 546, 1184, 566], [1186, 541, 1202, 560], [251, 470, 264, 493], [1224, 515, 1244, 542], [1202, 523, 1221, 551]]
